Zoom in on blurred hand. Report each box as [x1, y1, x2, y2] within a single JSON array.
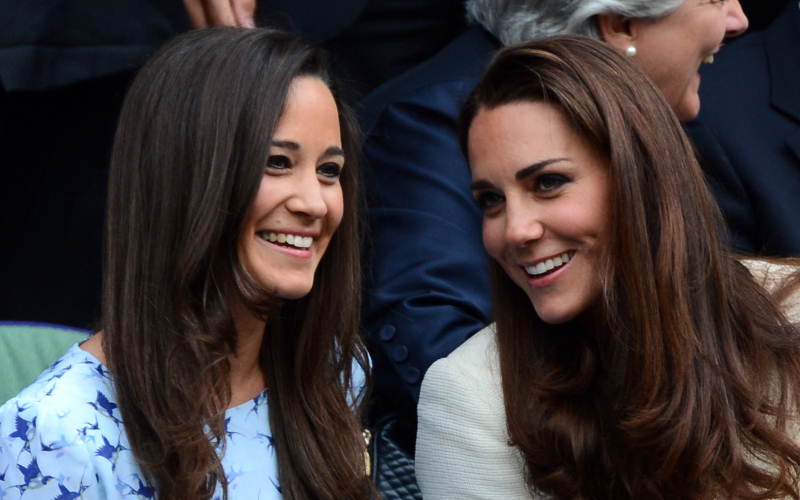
[[184, 0, 257, 29]]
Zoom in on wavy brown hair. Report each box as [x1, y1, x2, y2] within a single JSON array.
[[460, 35, 800, 500], [102, 28, 371, 500]]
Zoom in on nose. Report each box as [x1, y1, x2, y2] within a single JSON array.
[[504, 200, 544, 247], [725, 0, 749, 39], [285, 168, 328, 219]]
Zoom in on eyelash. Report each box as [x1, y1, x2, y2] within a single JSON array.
[[473, 174, 571, 213], [535, 173, 570, 193], [317, 162, 342, 180], [474, 191, 504, 213], [266, 155, 290, 171], [265, 156, 343, 180]]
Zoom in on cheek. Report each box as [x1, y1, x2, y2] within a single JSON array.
[[640, 49, 693, 110], [481, 219, 505, 260], [326, 187, 345, 233], [249, 179, 281, 220], [656, 70, 689, 110]]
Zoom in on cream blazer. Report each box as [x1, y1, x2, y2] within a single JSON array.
[[416, 260, 800, 500]]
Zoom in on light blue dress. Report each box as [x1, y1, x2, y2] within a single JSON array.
[[0, 343, 365, 499]]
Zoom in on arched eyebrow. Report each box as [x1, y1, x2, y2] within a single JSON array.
[[323, 146, 345, 158], [270, 141, 344, 159], [471, 157, 570, 191], [271, 140, 299, 151], [470, 179, 495, 191], [515, 158, 569, 181]]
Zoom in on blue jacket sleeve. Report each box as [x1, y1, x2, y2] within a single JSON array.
[[361, 80, 493, 419]]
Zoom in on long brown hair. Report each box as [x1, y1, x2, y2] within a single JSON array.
[[460, 34, 800, 500], [103, 28, 371, 500]]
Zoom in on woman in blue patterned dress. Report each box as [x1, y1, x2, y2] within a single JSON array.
[[0, 28, 372, 500]]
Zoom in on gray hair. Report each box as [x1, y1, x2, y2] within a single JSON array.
[[466, 0, 685, 46]]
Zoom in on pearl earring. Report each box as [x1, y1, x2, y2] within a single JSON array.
[[626, 45, 637, 57]]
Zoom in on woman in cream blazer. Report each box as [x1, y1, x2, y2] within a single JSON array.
[[417, 36, 800, 500]]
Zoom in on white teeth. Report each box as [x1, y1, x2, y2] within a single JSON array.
[[525, 252, 573, 276], [261, 232, 314, 249], [702, 54, 714, 64]]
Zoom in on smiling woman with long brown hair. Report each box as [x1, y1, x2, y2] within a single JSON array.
[[0, 28, 372, 500], [416, 35, 800, 500]]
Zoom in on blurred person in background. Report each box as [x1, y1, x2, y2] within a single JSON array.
[[688, 0, 800, 256]]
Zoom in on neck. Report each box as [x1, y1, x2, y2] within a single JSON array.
[[229, 298, 268, 407]]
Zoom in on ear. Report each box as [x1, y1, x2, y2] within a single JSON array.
[[596, 14, 633, 52]]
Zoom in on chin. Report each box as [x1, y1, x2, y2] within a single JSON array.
[[258, 277, 315, 301], [676, 106, 700, 122], [674, 90, 701, 122], [275, 286, 314, 300], [532, 305, 580, 325]]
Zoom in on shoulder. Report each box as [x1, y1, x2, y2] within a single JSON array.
[[357, 26, 499, 133], [417, 325, 533, 499], [742, 259, 799, 289], [0, 344, 118, 430], [424, 325, 500, 392], [420, 324, 503, 428], [0, 343, 123, 458], [8, 344, 112, 409], [0, 346, 153, 499], [0, 351, 114, 498], [442, 323, 499, 371], [742, 259, 800, 323]]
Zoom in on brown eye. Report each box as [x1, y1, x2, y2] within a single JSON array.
[[266, 155, 290, 171], [317, 162, 342, 179], [535, 174, 569, 193], [474, 191, 504, 213]]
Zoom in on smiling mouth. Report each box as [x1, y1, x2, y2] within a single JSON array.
[[258, 232, 313, 249], [524, 252, 574, 277]]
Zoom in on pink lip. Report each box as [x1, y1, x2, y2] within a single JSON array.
[[522, 255, 572, 289]]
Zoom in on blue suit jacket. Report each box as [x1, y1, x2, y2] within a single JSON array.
[[687, 2, 800, 256], [358, 26, 499, 422]]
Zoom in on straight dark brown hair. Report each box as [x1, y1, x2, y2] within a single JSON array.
[[460, 34, 800, 500], [103, 28, 371, 500]]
